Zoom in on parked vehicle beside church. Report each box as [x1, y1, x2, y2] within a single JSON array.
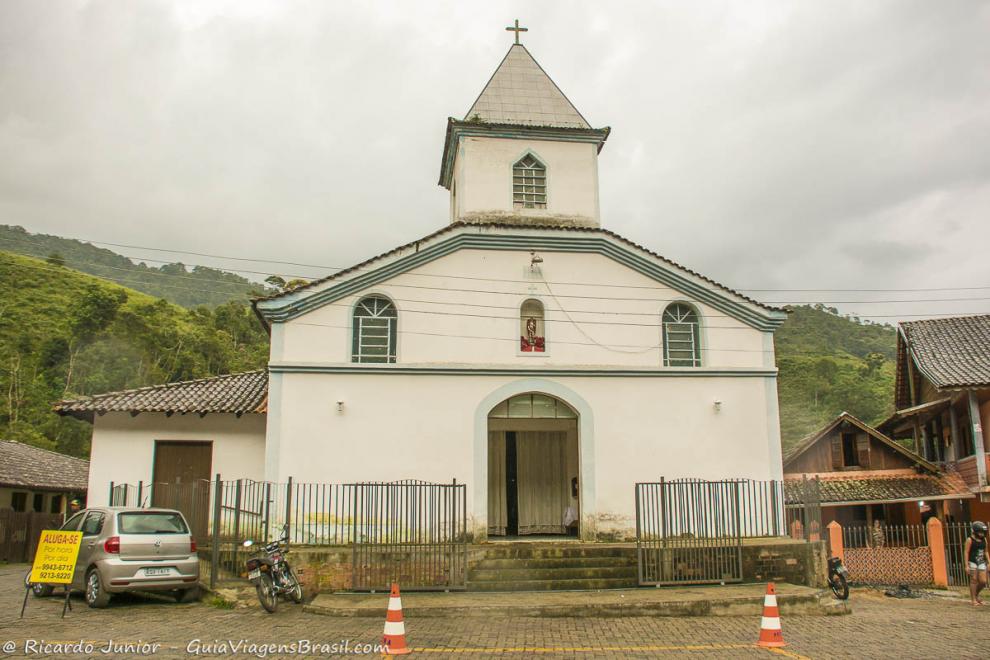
[[30, 507, 200, 608]]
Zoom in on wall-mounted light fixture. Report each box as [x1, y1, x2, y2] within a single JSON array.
[[336, 400, 345, 413], [713, 399, 722, 413], [530, 251, 543, 272]]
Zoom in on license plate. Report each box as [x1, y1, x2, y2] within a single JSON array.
[[145, 568, 171, 576], [248, 569, 261, 581]]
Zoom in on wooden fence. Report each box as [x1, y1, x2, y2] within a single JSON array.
[[0, 510, 65, 563]]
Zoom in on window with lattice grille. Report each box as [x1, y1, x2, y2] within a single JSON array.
[[662, 303, 701, 367], [513, 154, 547, 209], [352, 296, 397, 363]]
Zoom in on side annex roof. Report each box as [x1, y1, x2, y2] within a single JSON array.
[[252, 222, 787, 331], [55, 371, 268, 422]]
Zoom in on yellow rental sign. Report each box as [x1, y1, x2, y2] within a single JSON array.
[[30, 530, 83, 584]]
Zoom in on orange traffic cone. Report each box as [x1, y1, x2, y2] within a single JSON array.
[[756, 582, 787, 648], [381, 582, 411, 655]]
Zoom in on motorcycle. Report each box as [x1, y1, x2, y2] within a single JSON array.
[[828, 556, 849, 600], [243, 525, 303, 613]]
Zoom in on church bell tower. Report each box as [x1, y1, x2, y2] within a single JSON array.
[[438, 23, 610, 228]]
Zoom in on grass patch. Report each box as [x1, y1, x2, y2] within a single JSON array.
[[208, 595, 236, 610]]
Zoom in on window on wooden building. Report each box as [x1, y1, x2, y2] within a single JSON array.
[[833, 431, 870, 469], [662, 303, 701, 367], [841, 433, 859, 467], [352, 296, 397, 364], [513, 154, 547, 209], [11, 492, 27, 512]]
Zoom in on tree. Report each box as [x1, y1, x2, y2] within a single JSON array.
[[64, 285, 128, 394], [46, 252, 66, 267]]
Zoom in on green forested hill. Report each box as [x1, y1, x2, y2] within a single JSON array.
[[0, 251, 269, 457], [775, 305, 897, 450], [0, 225, 272, 307]]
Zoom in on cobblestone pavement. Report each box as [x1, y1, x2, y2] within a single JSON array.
[[2, 565, 989, 659]]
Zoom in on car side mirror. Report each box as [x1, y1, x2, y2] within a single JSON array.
[[243, 540, 254, 548]]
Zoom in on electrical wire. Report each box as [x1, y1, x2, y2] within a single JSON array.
[[3, 231, 989, 295], [5, 254, 988, 326]]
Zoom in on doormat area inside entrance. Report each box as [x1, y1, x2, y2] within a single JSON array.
[[305, 583, 849, 618]]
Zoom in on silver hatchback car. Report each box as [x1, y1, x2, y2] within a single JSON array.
[[31, 507, 200, 608]]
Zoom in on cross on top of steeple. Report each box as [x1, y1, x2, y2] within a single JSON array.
[[505, 19, 528, 45]]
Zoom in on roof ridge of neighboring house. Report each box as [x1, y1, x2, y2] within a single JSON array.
[[0, 438, 89, 465], [56, 369, 266, 406], [901, 312, 990, 328], [897, 314, 990, 393], [251, 221, 784, 314]]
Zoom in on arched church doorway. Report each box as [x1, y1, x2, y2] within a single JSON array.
[[487, 393, 579, 538]]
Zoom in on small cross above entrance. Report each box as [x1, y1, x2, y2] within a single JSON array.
[[505, 19, 528, 45]]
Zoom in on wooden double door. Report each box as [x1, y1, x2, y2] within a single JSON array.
[[151, 441, 212, 539]]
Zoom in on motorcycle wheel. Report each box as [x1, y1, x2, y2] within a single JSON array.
[[830, 573, 849, 600], [285, 567, 303, 604], [256, 573, 278, 613]]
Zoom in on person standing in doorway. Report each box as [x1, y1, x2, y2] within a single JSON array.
[[965, 521, 988, 606]]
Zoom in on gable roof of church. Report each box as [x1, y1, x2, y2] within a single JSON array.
[[465, 44, 590, 129], [252, 222, 787, 331]]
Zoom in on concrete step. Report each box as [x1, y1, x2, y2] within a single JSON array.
[[306, 583, 842, 618], [467, 577, 637, 592], [472, 556, 638, 570], [479, 545, 637, 560], [469, 566, 638, 582]]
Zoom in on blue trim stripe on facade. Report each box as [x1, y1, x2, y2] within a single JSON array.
[[268, 364, 777, 378]]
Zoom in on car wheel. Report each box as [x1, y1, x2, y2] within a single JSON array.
[[85, 569, 111, 609], [24, 571, 53, 598], [32, 583, 55, 598], [176, 587, 201, 603]]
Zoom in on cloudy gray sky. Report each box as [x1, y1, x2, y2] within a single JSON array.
[[2, 0, 988, 321]]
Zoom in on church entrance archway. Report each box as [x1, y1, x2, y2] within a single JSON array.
[[487, 393, 579, 538]]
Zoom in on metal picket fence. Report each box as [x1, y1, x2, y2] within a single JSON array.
[[106, 476, 467, 591]]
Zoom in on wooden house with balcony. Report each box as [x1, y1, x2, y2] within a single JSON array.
[[784, 412, 971, 527], [878, 314, 990, 521]]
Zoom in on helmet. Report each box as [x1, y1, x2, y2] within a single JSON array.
[[973, 521, 988, 536]]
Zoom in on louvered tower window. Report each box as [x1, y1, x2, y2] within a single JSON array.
[[352, 296, 397, 363], [513, 154, 547, 209], [662, 303, 701, 367]]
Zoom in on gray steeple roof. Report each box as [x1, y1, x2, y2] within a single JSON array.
[[465, 44, 590, 129]]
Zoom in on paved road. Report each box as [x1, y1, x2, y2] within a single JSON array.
[[2, 564, 988, 658]]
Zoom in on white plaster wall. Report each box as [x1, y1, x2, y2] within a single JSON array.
[[87, 413, 267, 506], [452, 137, 600, 225], [271, 372, 780, 536], [275, 248, 769, 369]]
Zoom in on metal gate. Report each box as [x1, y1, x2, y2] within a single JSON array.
[[635, 478, 743, 585], [351, 480, 468, 591]]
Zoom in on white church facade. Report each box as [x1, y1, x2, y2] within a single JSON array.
[[60, 41, 787, 541]]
